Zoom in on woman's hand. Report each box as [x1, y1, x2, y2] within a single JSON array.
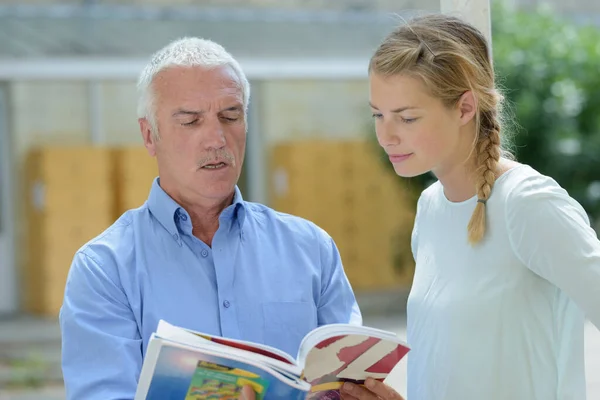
[[340, 378, 405, 400], [239, 378, 405, 400], [238, 385, 255, 400]]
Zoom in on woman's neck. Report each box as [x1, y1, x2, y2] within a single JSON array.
[[435, 157, 519, 202], [436, 160, 477, 202]]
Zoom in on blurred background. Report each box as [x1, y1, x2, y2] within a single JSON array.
[[0, 0, 599, 398]]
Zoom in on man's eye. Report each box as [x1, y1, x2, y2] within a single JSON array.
[[182, 120, 198, 126], [221, 115, 240, 122]]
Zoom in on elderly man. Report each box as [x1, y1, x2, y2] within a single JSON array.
[[59, 37, 403, 400]]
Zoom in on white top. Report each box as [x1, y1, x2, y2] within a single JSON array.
[[407, 164, 600, 400]]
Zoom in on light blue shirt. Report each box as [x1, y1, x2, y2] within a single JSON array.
[[60, 178, 361, 400]]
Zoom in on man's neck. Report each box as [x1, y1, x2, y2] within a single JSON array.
[[185, 193, 234, 247], [164, 184, 235, 246]]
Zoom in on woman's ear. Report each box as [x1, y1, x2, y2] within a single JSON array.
[[457, 90, 477, 126]]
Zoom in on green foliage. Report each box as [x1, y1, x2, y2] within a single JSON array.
[[3, 353, 48, 388], [492, 2, 600, 219]]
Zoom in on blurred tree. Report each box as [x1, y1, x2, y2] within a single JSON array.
[[492, 2, 600, 221]]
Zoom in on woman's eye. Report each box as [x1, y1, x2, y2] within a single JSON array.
[[372, 113, 383, 119]]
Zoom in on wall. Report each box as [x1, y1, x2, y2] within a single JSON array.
[[260, 79, 371, 145], [100, 81, 142, 145], [9, 79, 142, 300], [5, 0, 439, 12]]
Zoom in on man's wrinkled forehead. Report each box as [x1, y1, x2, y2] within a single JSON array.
[[151, 65, 244, 105]]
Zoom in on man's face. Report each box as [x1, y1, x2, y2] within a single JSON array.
[[140, 65, 246, 204]]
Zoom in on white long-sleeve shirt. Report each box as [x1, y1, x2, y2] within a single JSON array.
[[407, 164, 600, 400]]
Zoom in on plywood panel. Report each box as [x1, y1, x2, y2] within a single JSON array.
[[269, 139, 417, 291]]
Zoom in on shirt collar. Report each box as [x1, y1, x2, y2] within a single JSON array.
[[220, 185, 247, 229], [147, 177, 247, 239]]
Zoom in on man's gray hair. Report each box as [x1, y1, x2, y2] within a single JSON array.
[[136, 37, 251, 137]]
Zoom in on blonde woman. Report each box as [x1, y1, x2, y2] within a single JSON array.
[[368, 13, 600, 400]]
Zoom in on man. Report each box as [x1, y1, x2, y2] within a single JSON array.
[[60, 37, 403, 400]]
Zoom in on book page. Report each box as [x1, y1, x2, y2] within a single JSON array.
[[302, 334, 409, 399], [157, 319, 297, 365], [196, 333, 297, 365]]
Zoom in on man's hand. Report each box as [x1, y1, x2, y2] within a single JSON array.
[[340, 377, 405, 400], [238, 385, 256, 400]]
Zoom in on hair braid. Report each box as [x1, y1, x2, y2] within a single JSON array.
[[467, 111, 502, 244]]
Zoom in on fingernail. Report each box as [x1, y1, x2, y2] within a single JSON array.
[[366, 378, 375, 388], [240, 386, 250, 400], [343, 382, 353, 393]]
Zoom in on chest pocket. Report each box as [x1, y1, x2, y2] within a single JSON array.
[[262, 301, 317, 357]]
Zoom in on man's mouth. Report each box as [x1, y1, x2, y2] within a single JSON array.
[[201, 162, 227, 170]]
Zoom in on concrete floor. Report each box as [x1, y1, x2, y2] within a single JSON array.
[[0, 314, 598, 399]]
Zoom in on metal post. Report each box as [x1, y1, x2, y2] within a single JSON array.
[[88, 80, 105, 144], [245, 80, 267, 205], [0, 83, 17, 315], [440, 0, 492, 44]]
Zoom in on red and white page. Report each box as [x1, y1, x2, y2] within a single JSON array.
[[302, 334, 409, 400]]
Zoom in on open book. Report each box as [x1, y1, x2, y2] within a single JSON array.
[[135, 320, 409, 399]]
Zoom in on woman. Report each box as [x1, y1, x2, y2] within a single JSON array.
[[369, 12, 600, 400]]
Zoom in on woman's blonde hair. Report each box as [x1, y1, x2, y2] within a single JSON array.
[[369, 13, 509, 245]]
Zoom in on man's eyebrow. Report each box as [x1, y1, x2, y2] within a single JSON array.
[[221, 105, 243, 112], [172, 105, 243, 117], [369, 102, 417, 113], [172, 109, 203, 117]]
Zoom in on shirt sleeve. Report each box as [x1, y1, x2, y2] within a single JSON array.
[[506, 173, 600, 328], [315, 227, 363, 326], [59, 251, 142, 400]]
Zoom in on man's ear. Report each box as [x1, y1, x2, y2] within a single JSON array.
[[457, 90, 477, 126], [139, 118, 157, 157]]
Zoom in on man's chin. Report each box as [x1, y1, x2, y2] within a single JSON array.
[[197, 180, 238, 199]]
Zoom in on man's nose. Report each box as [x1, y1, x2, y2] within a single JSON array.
[[203, 118, 226, 149]]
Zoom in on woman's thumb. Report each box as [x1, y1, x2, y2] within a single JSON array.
[[240, 385, 256, 400]]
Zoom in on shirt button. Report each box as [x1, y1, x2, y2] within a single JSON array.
[[223, 300, 230, 308], [172, 233, 179, 241], [201, 249, 208, 257], [180, 214, 188, 221]]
